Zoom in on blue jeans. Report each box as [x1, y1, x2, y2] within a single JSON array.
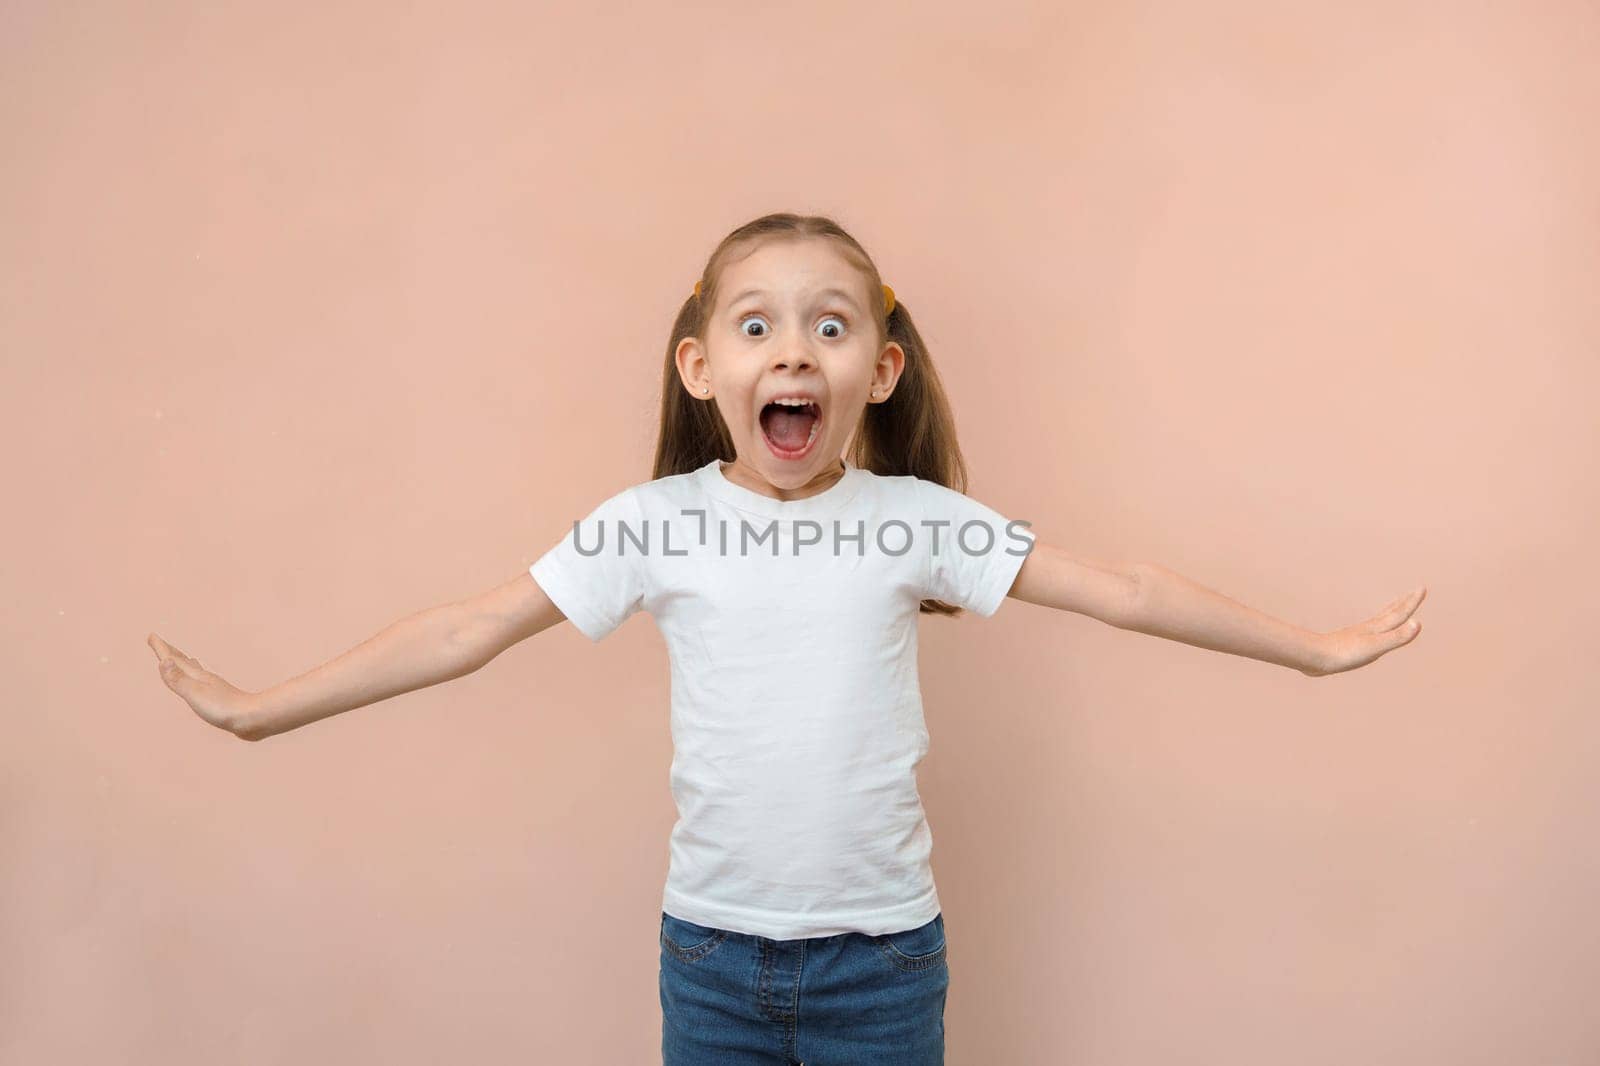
[[659, 910, 949, 1065]]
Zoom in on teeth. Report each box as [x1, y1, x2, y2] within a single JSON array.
[[761, 397, 822, 453]]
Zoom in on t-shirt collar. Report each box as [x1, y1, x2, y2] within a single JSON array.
[[695, 456, 865, 518]]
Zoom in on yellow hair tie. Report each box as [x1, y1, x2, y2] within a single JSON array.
[[692, 280, 896, 316]]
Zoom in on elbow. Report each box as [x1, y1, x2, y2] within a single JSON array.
[[1121, 562, 1156, 628]]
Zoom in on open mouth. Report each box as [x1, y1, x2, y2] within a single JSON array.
[[759, 400, 822, 460]]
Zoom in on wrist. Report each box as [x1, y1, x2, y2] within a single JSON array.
[[1299, 632, 1333, 677], [232, 690, 272, 741]]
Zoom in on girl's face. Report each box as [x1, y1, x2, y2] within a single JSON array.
[[676, 237, 905, 499]]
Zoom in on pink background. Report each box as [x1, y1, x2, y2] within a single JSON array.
[[6, 1, 1598, 1062]]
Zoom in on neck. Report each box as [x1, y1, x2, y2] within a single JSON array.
[[720, 455, 847, 502]]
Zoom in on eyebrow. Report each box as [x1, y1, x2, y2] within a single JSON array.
[[726, 286, 862, 312]]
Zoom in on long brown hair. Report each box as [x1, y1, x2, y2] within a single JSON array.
[[652, 211, 974, 616]]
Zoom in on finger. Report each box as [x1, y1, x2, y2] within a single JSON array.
[[1367, 587, 1426, 634], [1387, 588, 1427, 631], [149, 634, 198, 668], [1337, 615, 1421, 673], [161, 639, 205, 670], [1390, 618, 1421, 647], [158, 655, 193, 690]]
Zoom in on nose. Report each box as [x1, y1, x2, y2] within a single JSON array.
[[768, 343, 817, 373]]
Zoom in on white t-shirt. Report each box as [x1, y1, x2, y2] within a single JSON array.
[[528, 456, 1035, 939]]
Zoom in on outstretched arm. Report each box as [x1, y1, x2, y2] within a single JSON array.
[[1006, 542, 1425, 676], [150, 570, 571, 741]]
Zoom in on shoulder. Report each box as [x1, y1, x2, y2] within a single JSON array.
[[856, 467, 922, 498], [848, 470, 985, 521], [896, 474, 974, 513], [904, 476, 1031, 540], [629, 466, 703, 514]]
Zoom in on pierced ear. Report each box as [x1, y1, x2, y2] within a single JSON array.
[[675, 336, 711, 397]]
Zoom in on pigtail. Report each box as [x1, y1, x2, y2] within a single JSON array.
[[846, 296, 969, 494], [652, 289, 734, 481], [849, 296, 971, 616]]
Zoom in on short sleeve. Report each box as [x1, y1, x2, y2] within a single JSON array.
[[914, 477, 1037, 617], [528, 486, 648, 642]]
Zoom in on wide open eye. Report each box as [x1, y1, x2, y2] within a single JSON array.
[[738, 314, 769, 338], [817, 315, 847, 339]]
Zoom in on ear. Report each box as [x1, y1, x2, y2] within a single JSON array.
[[870, 340, 907, 400], [675, 335, 713, 397]]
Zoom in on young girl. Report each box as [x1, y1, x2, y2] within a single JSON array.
[[149, 212, 1425, 1065]]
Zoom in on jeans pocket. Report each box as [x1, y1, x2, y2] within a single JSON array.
[[874, 913, 947, 973], [661, 912, 730, 963]]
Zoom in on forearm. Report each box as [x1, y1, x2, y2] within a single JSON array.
[[1123, 563, 1325, 673], [240, 602, 480, 740]]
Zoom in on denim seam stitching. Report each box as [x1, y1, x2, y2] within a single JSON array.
[[661, 922, 728, 963], [786, 937, 805, 1060], [874, 940, 948, 972], [873, 919, 948, 973]]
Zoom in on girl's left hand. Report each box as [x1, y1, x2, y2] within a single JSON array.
[[1302, 587, 1426, 677]]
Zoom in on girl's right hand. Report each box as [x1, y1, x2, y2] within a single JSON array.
[[148, 633, 258, 738]]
